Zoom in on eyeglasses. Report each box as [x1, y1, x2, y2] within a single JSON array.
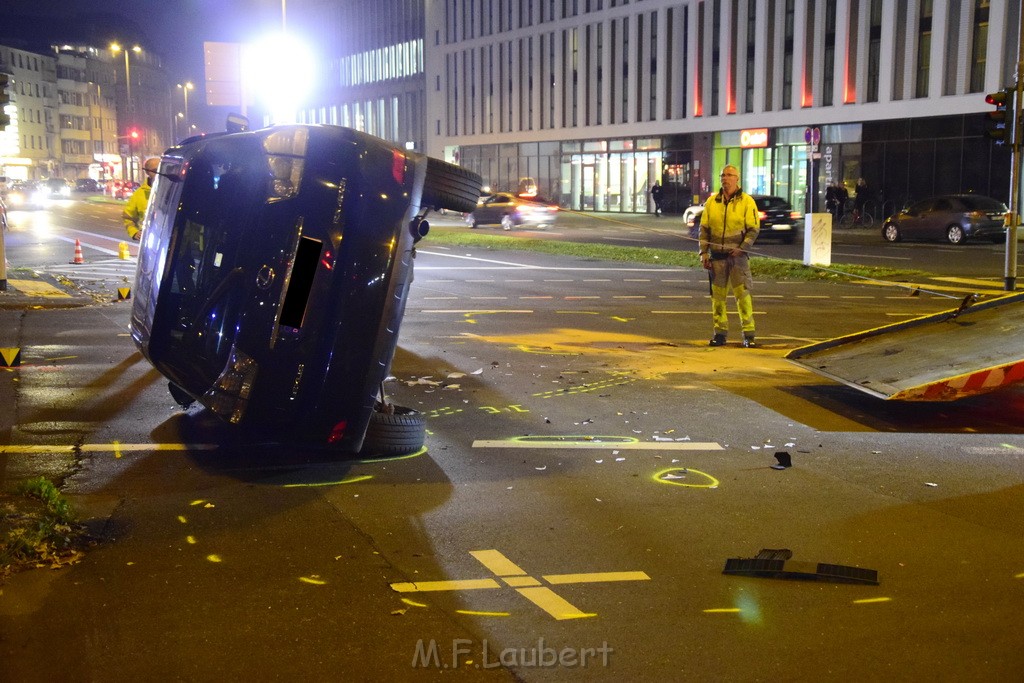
[[721, 173, 738, 178]]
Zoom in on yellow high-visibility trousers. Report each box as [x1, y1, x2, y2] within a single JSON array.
[[709, 254, 755, 336]]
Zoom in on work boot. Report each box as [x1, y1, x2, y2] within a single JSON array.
[[709, 333, 727, 347], [742, 335, 757, 348]]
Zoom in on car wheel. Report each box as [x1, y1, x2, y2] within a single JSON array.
[[501, 214, 515, 231], [360, 405, 426, 457], [882, 223, 901, 242], [420, 156, 482, 214], [946, 224, 965, 245]]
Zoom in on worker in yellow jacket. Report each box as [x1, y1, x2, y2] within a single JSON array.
[[698, 164, 761, 347], [122, 157, 159, 240]]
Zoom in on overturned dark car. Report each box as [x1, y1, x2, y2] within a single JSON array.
[[130, 123, 481, 455]]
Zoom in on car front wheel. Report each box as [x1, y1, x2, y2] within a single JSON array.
[[946, 224, 965, 244], [882, 223, 901, 242]]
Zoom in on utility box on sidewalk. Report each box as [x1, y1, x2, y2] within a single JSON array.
[[803, 212, 832, 266]]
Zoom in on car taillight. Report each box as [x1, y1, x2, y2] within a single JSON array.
[[758, 210, 768, 220], [790, 211, 801, 220], [201, 346, 258, 424]]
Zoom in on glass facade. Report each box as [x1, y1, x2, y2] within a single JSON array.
[[452, 112, 1012, 216]]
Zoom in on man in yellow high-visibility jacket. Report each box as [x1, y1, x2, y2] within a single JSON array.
[[698, 164, 761, 347], [122, 157, 159, 240]]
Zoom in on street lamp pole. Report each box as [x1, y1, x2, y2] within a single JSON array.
[[111, 43, 142, 180], [177, 81, 194, 141]]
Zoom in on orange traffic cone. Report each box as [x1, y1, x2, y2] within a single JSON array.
[[70, 239, 85, 264]]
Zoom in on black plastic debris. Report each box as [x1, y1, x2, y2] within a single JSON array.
[[771, 451, 792, 469], [723, 548, 879, 585]]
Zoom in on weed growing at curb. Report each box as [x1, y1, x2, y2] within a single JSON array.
[[0, 477, 89, 580]]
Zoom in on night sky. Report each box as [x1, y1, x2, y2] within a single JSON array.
[[0, 0, 283, 82]]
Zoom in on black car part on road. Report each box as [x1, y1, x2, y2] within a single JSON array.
[[130, 124, 481, 454]]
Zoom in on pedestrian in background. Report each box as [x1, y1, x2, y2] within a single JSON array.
[[698, 164, 761, 347], [853, 177, 869, 223], [650, 181, 664, 217], [122, 157, 159, 241]]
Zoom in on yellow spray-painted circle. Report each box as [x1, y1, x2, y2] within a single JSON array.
[[652, 467, 719, 488]]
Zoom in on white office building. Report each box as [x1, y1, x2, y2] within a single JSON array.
[[292, 0, 1016, 216]]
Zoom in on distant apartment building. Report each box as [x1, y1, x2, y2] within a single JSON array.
[[0, 46, 57, 181], [0, 41, 172, 183]]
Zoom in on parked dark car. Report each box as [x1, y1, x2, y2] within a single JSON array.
[[684, 194, 800, 244], [465, 191, 559, 230], [130, 123, 481, 454], [74, 178, 101, 193], [882, 194, 1008, 244]]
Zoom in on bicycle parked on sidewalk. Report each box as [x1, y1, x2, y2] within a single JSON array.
[[838, 198, 876, 227]]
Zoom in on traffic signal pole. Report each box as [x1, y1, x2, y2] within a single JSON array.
[[1007, 4, 1024, 292]]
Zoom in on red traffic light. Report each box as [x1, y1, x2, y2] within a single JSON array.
[[986, 91, 1008, 107], [129, 129, 140, 140], [984, 89, 1015, 144]]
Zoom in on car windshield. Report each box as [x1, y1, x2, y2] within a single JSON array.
[[755, 196, 787, 210]]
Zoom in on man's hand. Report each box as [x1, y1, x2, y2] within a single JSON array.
[[131, 232, 140, 241], [729, 247, 744, 257]]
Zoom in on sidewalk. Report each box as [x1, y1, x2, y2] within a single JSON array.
[[0, 271, 96, 310]]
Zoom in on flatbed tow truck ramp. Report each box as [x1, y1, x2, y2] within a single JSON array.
[[785, 291, 1024, 401]]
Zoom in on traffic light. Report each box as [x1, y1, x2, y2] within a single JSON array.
[[984, 88, 1016, 145], [129, 128, 140, 141], [0, 72, 10, 130]]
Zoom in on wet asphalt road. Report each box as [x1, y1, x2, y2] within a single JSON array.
[[0, 203, 1022, 680]]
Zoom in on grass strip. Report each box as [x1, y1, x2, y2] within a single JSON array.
[[424, 228, 927, 282]]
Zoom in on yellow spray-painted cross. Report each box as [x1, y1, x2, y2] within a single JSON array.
[[390, 549, 649, 620]]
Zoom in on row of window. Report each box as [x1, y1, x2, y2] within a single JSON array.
[[445, 0, 641, 42], [2, 50, 44, 72], [338, 40, 424, 87], [299, 92, 424, 148], [440, 0, 997, 139]]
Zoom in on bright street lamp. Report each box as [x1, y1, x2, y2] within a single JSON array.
[[110, 43, 142, 108], [177, 81, 194, 140]]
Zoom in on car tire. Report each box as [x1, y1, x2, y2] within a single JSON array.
[[882, 223, 901, 242], [360, 405, 426, 457], [946, 224, 965, 245], [421, 156, 482, 214], [501, 214, 515, 231]]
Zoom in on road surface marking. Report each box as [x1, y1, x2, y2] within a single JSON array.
[[0, 443, 217, 453], [473, 437, 722, 450], [390, 549, 649, 620]]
